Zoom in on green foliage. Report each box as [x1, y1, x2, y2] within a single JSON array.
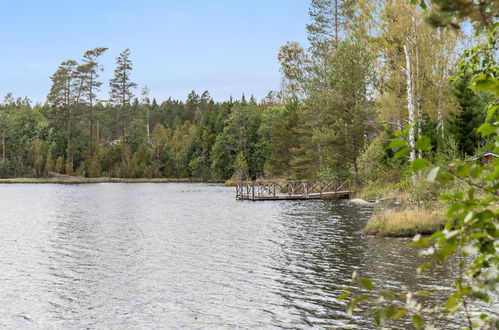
[[448, 73, 488, 155], [65, 162, 74, 176], [231, 152, 249, 181], [345, 21, 499, 329], [86, 153, 101, 178], [357, 133, 401, 186], [54, 156, 64, 174], [259, 103, 300, 178], [211, 104, 266, 180], [188, 155, 209, 179]]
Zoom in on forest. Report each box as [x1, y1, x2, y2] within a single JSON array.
[[0, 0, 496, 188], [0, 1, 497, 327]]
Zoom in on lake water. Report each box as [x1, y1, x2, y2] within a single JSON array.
[[0, 183, 490, 329]]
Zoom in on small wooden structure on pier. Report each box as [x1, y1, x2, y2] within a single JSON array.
[[236, 179, 352, 201]]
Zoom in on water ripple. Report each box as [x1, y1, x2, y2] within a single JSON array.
[[0, 183, 493, 329]]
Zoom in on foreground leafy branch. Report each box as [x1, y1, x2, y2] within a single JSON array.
[[343, 16, 498, 330]]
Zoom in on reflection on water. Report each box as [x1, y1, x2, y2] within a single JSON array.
[[0, 183, 491, 329]]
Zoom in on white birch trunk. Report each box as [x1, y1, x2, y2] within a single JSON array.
[[437, 107, 444, 138], [417, 99, 422, 158], [147, 107, 151, 143], [404, 44, 416, 165]]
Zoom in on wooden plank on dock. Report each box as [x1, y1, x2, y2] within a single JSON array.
[[235, 179, 352, 201]]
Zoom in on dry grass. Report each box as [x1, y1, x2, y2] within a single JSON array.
[[363, 207, 447, 237], [224, 179, 237, 186]]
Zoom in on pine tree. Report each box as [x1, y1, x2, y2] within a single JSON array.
[[78, 47, 107, 144], [141, 86, 151, 143], [47, 60, 79, 163], [109, 49, 137, 162], [307, 0, 355, 50]]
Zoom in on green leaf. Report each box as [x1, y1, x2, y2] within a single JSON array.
[[437, 243, 456, 261], [384, 305, 396, 319], [477, 122, 496, 137], [470, 165, 482, 178], [427, 167, 440, 182], [379, 292, 396, 300], [456, 164, 470, 176], [469, 75, 499, 94], [410, 237, 430, 248], [446, 294, 459, 311], [417, 261, 434, 273], [373, 309, 384, 326], [388, 138, 406, 150], [393, 309, 407, 320], [436, 170, 453, 184], [486, 104, 498, 121], [412, 315, 424, 329], [394, 147, 412, 159], [411, 158, 429, 172], [338, 292, 350, 300], [415, 135, 431, 151], [360, 278, 374, 290]]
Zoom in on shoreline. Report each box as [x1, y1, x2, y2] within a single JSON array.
[[0, 177, 223, 184]]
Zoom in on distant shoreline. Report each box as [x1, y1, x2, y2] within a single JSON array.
[[0, 177, 223, 184]]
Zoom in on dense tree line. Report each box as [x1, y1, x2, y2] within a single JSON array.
[[0, 0, 494, 183]]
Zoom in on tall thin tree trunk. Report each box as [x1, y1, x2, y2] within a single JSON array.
[[90, 75, 94, 145], [437, 106, 444, 138], [417, 98, 423, 158], [68, 111, 72, 164], [404, 44, 416, 167], [2, 131, 5, 161], [334, 0, 339, 43], [96, 117, 100, 143], [147, 106, 150, 143], [122, 121, 126, 162]]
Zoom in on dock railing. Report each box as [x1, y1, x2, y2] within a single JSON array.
[[236, 179, 352, 200]]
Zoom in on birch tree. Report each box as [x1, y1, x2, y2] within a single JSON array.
[[357, 0, 460, 158]]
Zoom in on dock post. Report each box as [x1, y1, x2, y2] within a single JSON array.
[[252, 182, 255, 200]]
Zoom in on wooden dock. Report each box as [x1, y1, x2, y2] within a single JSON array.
[[236, 179, 352, 201]]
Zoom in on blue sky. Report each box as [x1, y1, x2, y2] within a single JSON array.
[[1, 0, 310, 104]]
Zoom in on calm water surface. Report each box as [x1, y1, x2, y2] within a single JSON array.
[[0, 183, 486, 329]]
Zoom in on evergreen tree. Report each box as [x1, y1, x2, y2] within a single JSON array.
[[109, 49, 137, 162], [47, 59, 79, 163], [447, 73, 488, 155], [78, 47, 108, 144]]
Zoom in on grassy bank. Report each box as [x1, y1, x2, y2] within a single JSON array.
[[363, 207, 446, 237], [0, 177, 222, 184]]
